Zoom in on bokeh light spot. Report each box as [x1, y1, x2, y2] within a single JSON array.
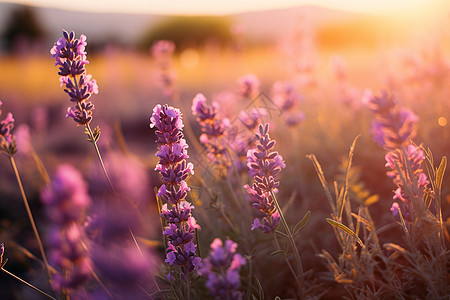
[[438, 116, 447, 127]]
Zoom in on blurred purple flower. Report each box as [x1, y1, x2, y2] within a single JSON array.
[[151, 104, 201, 278], [47, 223, 92, 292], [364, 90, 418, 150], [237, 73, 260, 99], [244, 123, 285, 233], [192, 93, 231, 174], [239, 108, 267, 131], [0, 101, 16, 155], [271, 81, 305, 127], [51, 30, 98, 126], [41, 164, 92, 294], [200, 238, 246, 300], [41, 164, 90, 225], [151, 40, 177, 98]]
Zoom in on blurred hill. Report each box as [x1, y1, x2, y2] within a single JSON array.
[[1, 1, 447, 55]]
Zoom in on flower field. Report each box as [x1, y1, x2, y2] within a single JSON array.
[[0, 7, 449, 300]]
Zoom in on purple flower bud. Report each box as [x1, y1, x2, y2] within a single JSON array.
[[245, 124, 284, 233], [41, 164, 90, 224], [51, 30, 98, 126], [364, 90, 418, 150], [151, 104, 201, 279], [200, 238, 246, 299], [237, 73, 260, 99]]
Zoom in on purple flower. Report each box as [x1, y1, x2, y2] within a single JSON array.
[[151, 104, 201, 278], [364, 90, 418, 150], [42, 165, 92, 294], [385, 145, 429, 222], [41, 164, 91, 225], [245, 123, 285, 233], [51, 30, 98, 126], [192, 93, 231, 174], [151, 40, 177, 98], [239, 108, 267, 131], [200, 238, 246, 300], [48, 223, 92, 292], [0, 101, 16, 155], [237, 73, 260, 99]]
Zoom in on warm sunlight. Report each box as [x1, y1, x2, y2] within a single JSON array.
[[1, 0, 446, 15]]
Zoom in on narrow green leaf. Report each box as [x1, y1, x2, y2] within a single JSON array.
[[274, 230, 288, 239], [270, 250, 286, 257], [293, 211, 311, 235], [326, 218, 365, 248], [397, 205, 409, 235], [306, 154, 336, 213], [436, 156, 447, 193], [255, 275, 264, 300]]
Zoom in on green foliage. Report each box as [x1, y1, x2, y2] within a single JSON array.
[[138, 16, 233, 51]]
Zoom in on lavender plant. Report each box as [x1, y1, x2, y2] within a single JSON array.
[[50, 30, 114, 192], [192, 93, 231, 177], [41, 164, 92, 299], [150, 104, 202, 298], [245, 123, 307, 298], [200, 238, 246, 299]]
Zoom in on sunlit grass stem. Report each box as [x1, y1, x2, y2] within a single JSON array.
[[1, 263, 56, 300], [9, 156, 52, 284]]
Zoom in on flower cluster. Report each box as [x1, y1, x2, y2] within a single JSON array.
[[40, 164, 92, 294], [244, 123, 285, 233], [51, 30, 98, 126], [236, 73, 260, 99], [200, 238, 246, 300], [150, 104, 201, 278], [364, 90, 429, 220], [385, 145, 429, 221], [363, 90, 418, 150], [0, 101, 16, 156], [271, 81, 305, 127], [192, 93, 231, 175]]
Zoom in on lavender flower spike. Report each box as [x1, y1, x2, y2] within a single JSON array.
[[244, 123, 285, 233], [151, 104, 201, 279], [0, 101, 16, 156], [192, 93, 231, 174], [200, 238, 246, 300], [363, 90, 418, 150], [41, 164, 92, 296], [51, 30, 98, 126]]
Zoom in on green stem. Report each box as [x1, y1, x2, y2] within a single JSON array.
[[273, 233, 302, 297], [9, 156, 52, 284], [1, 266, 56, 300], [85, 123, 116, 194], [270, 190, 304, 293]]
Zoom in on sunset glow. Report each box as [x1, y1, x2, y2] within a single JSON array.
[[2, 0, 446, 15]]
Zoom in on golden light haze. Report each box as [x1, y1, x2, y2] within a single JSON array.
[[1, 0, 447, 16]]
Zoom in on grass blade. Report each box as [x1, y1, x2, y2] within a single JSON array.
[[326, 218, 365, 248]]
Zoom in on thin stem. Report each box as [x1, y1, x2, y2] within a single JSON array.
[[273, 233, 302, 297], [270, 190, 304, 293], [9, 156, 52, 284], [1, 266, 56, 300], [85, 123, 116, 194]]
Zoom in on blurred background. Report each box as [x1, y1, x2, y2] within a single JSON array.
[[0, 0, 448, 152], [0, 0, 450, 297]]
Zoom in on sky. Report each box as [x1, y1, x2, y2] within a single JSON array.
[[1, 0, 445, 16]]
